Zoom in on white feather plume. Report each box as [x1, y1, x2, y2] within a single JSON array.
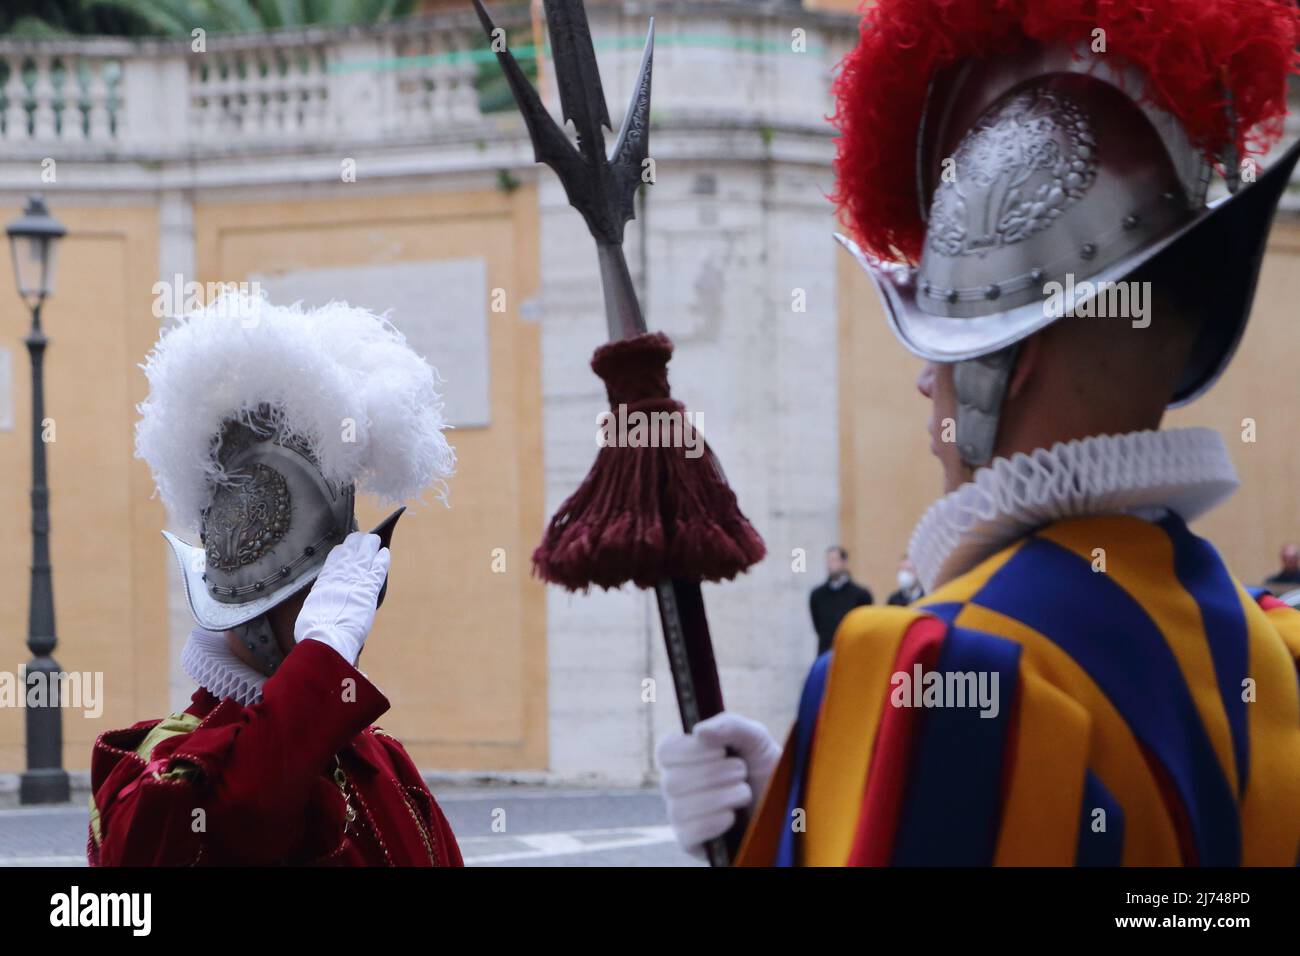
[[135, 291, 456, 533]]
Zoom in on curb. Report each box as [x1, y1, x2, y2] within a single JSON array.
[[0, 771, 92, 810]]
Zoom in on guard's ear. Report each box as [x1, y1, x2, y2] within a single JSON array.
[[372, 507, 405, 609], [1005, 332, 1041, 403]]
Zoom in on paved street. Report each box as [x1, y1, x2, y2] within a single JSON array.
[[0, 787, 698, 867]]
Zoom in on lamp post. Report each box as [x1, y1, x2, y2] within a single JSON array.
[[7, 194, 68, 805]]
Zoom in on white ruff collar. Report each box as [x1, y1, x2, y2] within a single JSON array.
[[181, 627, 267, 706], [909, 427, 1239, 593]]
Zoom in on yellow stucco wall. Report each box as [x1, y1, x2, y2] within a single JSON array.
[[0, 182, 547, 773], [0, 201, 167, 772], [839, 222, 1300, 599], [1, 175, 1294, 777], [837, 240, 933, 596], [1165, 223, 1300, 585], [805, 0, 867, 12], [192, 183, 548, 770]]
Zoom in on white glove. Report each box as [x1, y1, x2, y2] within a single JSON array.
[[294, 532, 391, 666], [656, 712, 782, 859]]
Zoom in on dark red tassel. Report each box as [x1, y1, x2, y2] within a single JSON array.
[[533, 332, 766, 591]]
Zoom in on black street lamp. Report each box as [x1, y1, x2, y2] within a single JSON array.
[[7, 194, 68, 805]]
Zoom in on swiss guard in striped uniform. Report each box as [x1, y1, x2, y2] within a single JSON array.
[[656, 0, 1300, 866]]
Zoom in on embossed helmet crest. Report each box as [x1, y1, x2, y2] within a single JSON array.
[[196, 406, 354, 607], [926, 87, 1098, 261], [912, 69, 1195, 325]]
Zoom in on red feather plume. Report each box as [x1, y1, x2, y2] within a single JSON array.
[[832, 0, 1300, 262]]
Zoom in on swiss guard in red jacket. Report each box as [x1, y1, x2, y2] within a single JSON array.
[[89, 293, 462, 866]]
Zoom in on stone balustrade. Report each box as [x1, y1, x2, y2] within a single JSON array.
[[0, 2, 857, 163], [0, 8, 528, 158], [0, 0, 1294, 206]]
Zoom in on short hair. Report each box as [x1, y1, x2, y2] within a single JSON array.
[[827, 545, 848, 560]]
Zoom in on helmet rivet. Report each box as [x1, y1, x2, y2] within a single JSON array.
[[255, 582, 264, 592], [985, 284, 1000, 300], [305, 546, 315, 556], [1122, 214, 1139, 230], [1030, 268, 1044, 285], [946, 289, 958, 304], [280, 566, 290, 577], [1080, 243, 1097, 260]]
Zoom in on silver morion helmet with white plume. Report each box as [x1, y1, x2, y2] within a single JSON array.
[[135, 293, 456, 633]]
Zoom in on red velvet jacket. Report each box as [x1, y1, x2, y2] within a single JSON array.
[[88, 639, 463, 867]]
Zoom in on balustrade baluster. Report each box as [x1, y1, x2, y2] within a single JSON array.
[[31, 57, 56, 141]]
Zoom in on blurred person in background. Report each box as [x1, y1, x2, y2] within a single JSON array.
[[1264, 543, 1300, 590], [887, 556, 924, 606], [809, 545, 873, 654]]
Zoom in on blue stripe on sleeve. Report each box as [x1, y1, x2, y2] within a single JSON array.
[[776, 652, 832, 867], [1075, 770, 1125, 866], [970, 537, 1240, 865], [890, 626, 1020, 865], [1157, 514, 1250, 797]]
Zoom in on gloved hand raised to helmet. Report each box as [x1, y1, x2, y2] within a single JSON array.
[[294, 532, 391, 666]]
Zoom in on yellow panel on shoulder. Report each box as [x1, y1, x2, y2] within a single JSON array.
[[803, 606, 926, 866]]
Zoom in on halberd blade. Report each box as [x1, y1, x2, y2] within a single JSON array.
[[471, 0, 584, 175]]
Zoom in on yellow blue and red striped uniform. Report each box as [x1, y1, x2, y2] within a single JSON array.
[[737, 513, 1300, 866]]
